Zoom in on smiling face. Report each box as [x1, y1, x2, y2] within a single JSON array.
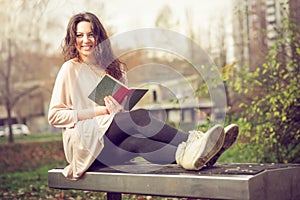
[[75, 21, 96, 62]]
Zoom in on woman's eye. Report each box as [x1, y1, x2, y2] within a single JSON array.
[[75, 33, 94, 39]]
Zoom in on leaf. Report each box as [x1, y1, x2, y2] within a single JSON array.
[[296, 47, 300, 55], [282, 115, 287, 122]]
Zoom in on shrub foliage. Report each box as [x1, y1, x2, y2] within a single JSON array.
[[231, 19, 300, 163]]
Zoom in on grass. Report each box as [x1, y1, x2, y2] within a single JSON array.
[[0, 166, 109, 199], [217, 143, 250, 163], [0, 132, 61, 144]]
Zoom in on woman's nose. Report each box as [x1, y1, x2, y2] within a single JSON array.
[[83, 34, 89, 42]]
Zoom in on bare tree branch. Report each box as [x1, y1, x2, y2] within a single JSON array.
[[10, 85, 40, 108]]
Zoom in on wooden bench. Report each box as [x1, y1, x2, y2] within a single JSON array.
[[48, 162, 300, 200]]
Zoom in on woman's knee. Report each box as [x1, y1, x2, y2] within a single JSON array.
[[129, 109, 151, 126]]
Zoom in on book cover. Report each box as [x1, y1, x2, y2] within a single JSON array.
[[88, 74, 148, 110]]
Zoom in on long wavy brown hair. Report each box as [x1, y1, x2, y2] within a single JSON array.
[[62, 12, 124, 80]]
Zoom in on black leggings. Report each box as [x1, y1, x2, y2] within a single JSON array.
[[96, 109, 188, 166]]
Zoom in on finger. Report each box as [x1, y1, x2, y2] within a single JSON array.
[[104, 97, 109, 105], [108, 96, 121, 106], [104, 98, 113, 107], [108, 96, 117, 103]]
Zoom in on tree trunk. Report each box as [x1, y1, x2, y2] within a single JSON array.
[[6, 101, 13, 143], [6, 38, 13, 143]]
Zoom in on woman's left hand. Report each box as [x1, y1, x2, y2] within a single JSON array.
[[104, 96, 124, 114]]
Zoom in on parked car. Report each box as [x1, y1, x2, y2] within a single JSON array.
[[2, 124, 31, 136]]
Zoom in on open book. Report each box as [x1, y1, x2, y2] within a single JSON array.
[[88, 74, 148, 110]]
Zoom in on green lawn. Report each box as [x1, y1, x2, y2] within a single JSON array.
[[0, 166, 109, 199], [0, 132, 61, 144]]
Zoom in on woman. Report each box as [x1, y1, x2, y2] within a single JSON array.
[[48, 12, 238, 180]]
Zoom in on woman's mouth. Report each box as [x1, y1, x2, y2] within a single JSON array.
[[81, 45, 93, 50]]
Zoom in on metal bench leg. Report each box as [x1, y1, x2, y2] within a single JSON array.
[[107, 192, 122, 200]]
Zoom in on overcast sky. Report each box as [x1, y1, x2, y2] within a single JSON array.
[[43, 0, 232, 53]]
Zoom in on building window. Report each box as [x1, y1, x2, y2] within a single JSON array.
[[152, 90, 157, 102]]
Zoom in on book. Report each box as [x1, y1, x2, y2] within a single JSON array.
[[88, 74, 148, 110]]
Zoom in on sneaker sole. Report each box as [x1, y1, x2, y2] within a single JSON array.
[[193, 125, 225, 170], [206, 124, 239, 167]]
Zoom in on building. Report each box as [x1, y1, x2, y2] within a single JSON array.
[[265, 0, 289, 48], [232, 0, 291, 68], [132, 74, 213, 131]]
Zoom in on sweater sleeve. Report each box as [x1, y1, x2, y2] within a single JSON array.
[[48, 62, 78, 128]]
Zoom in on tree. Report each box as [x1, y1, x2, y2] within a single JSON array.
[[155, 5, 179, 29], [232, 17, 300, 163], [0, 0, 49, 143]]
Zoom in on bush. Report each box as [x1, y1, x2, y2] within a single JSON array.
[[0, 140, 66, 173], [230, 19, 300, 163]]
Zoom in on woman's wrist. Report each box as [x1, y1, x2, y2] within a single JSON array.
[[77, 106, 108, 121], [96, 106, 109, 116]]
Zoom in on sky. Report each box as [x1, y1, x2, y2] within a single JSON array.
[[47, 0, 232, 29], [43, 0, 233, 52], [102, 0, 232, 32]]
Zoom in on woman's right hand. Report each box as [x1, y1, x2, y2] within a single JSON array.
[[104, 96, 124, 114]]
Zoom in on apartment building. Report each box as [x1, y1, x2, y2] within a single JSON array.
[[232, 0, 293, 68]]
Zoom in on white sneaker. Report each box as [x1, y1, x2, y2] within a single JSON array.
[[176, 130, 203, 165], [176, 125, 225, 170], [187, 130, 204, 142], [206, 124, 239, 167], [175, 142, 186, 165], [176, 130, 205, 165]]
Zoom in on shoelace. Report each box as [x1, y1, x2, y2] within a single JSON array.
[[176, 130, 205, 166], [187, 130, 204, 143]]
